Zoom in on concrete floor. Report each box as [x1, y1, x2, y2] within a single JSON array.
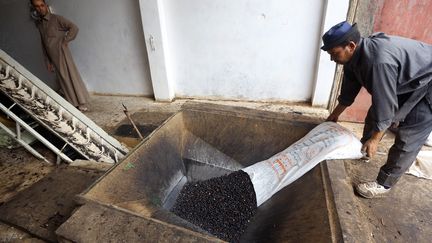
[[331, 123, 432, 242], [0, 94, 431, 242], [86, 94, 329, 129]]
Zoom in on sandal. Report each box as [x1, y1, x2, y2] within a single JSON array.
[[78, 105, 89, 112]]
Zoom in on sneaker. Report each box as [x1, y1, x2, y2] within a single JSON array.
[[355, 181, 390, 199]]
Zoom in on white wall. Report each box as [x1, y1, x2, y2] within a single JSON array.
[[2, 0, 348, 105], [138, 0, 174, 101], [161, 0, 325, 102], [51, 0, 153, 95], [312, 0, 350, 107]]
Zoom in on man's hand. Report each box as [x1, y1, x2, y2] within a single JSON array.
[[326, 103, 347, 122], [47, 63, 55, 72], [361, 138, 379, 158], [326, 112, 339, 122], [361, 130, 385, 158]]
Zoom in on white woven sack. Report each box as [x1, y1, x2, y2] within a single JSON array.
[[242, 122, 363, 206], [425, 132, 432, 147], [406, 150, 432, 180]]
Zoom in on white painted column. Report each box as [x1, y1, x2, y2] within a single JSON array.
[[138, 0, 174, 101], [311, 0, 350, 107]]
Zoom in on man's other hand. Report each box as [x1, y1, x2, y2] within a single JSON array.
[[326, 103, 347, 122], [361, 137, 379, 158], [361, 130, 385, 158], [326, 113, 339, 122]]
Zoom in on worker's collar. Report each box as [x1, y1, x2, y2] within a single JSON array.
[[345, 38, 364, 68], [41, 12, 52, 21]]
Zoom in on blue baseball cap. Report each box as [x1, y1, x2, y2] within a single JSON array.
[[321, 21, 358, 51]]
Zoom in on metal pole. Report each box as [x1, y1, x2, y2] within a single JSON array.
[[122, 103, 144, 139]]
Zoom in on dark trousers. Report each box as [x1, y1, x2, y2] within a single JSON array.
[[361, 97, 432, 187]]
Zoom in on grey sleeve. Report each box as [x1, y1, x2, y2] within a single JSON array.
[[337, 68, 362, 106], [369, 63, 399, 131]]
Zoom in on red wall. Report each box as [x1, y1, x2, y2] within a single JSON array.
[[340, 0, 432, 122], [374, 0, 432, 43]]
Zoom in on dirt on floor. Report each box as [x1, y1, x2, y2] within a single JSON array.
[[0, 144, 55, 206], [341, 123, 432, 242], [0, 144, 107, 242], [0, 163, 105, 242]]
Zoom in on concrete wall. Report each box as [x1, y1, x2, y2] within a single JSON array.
[[161, 0, 325, 102], [0, 0, 58, 89], [0, 0, 153, 96], [313, 0, 351, 107], [2, 0, 351, 105], [50, 0, 153, 95], [354, 0, 385, 36]]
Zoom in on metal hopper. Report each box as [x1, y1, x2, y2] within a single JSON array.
[[58, 104, 338, 242]]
